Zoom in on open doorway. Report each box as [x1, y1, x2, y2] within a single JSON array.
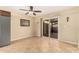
[[42, 18, 58, 39]]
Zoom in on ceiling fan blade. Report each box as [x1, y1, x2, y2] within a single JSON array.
[[33, 13, 36, 15], [25, 12, 29, 15], [30, 6, 33, 11], [34, 10, 42, 13], [19, 9, 29, 11]]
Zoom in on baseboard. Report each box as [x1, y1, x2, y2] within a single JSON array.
[[59, 40, 77, 45], [11, 35, 35, 41]]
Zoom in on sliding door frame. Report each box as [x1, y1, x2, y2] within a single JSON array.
[[40, 16, 59, 40]]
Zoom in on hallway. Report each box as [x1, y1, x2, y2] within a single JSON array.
[[0, 37, 78, 53]]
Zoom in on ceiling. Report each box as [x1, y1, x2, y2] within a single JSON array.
[[8, 6, 74, 16]]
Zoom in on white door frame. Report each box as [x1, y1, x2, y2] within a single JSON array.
[[41, 16, 59, 39]]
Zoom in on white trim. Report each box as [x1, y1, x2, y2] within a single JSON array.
[[57, 16, 60, 40], [11, 35, 34, 41], [59, 39, 77, 45]]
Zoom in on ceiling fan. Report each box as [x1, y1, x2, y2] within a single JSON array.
[[19, 6, 42, 16]]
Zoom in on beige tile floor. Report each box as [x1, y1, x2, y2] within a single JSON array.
[[0, 37, 79, 53]]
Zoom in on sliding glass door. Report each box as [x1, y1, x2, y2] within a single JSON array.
[[43, 19, 50, 37], [42, 18, 58, 39], [50, 18, 58, 39]]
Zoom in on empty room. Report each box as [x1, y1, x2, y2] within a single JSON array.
[[0, 6, 79, 53]]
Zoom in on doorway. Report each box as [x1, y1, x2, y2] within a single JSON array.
[[42, 18, 58, 39]]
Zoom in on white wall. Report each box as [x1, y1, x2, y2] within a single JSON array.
[[0, 6, 35, 41], [11, 13, 35, 41], [58, 7, 79, 45], [34, 17, 41, 36], [59, 14, 78, 45]]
